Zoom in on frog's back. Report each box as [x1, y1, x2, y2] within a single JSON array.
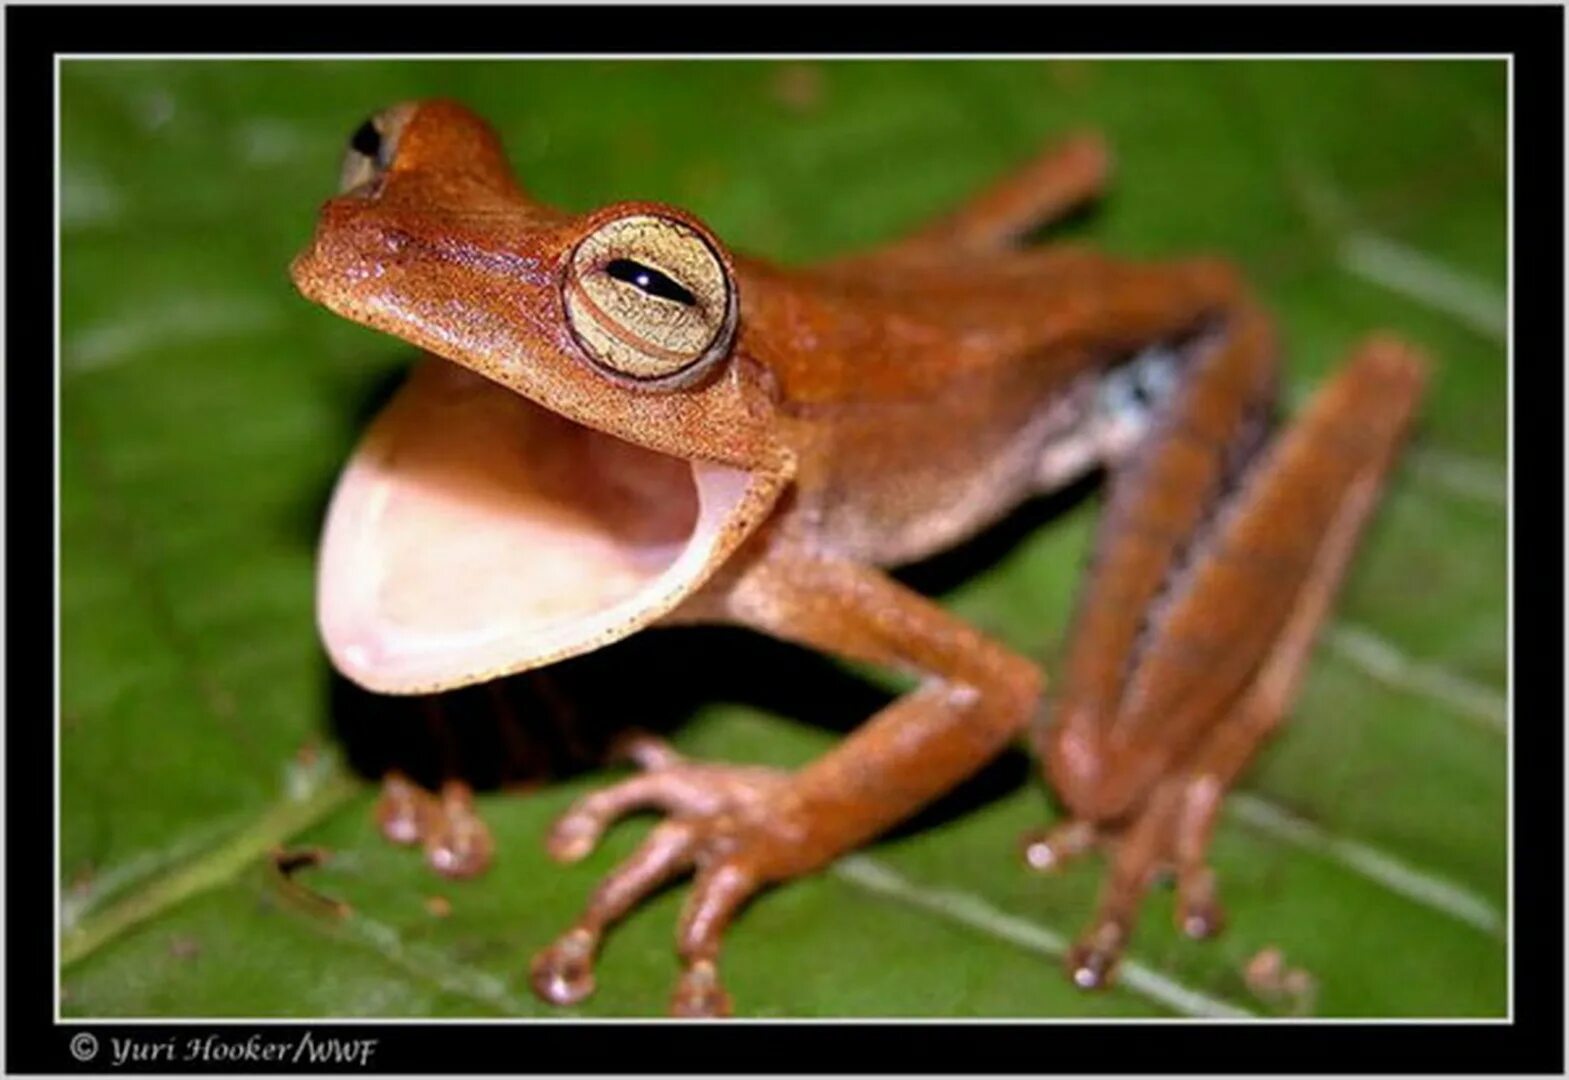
[[731, 246, 1233, 565]]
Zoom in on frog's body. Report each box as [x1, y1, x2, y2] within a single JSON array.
[[292, 101, 1425, 1016], [743, 249, 1234, 566]]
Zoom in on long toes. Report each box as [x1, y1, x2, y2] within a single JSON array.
[[528, 822, 696, 1009], [677, 861, 758, 965], [587, 821, 697, 926], [546, 773, 692, 862], [423, 782, 494, 879], [532, 763, 782, 1017], [665, 860, 759, 1018]]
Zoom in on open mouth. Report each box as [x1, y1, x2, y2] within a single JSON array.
[[318, 358, 774, 695]]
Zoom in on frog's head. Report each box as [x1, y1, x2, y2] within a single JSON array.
[[291, 100, 791, 695]]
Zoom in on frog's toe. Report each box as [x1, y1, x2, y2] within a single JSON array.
[[546, 771, 709, 863], [669, 860, 758, 1018], [1048, 786, 1178, 991], [375, 770, 435, 847], [530, 927, 597, 1006], [1176, 864, 1225, 939], [1020, 818, 1099, 873], [1067, 910, 1135, 989], [531, 759, 786, 1016], [529, 819, 698, 1006], [671, 959, 732, 1018], [422, 780, 495, 879], [1067, 940, 1120, 990], [374, 772, 496, 879], [609, 730, 687, 771]]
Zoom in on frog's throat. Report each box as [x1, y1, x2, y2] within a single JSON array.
[[317, 358, 782, 695]]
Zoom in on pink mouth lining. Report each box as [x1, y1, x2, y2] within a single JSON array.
[[318, 359, 769, 695]]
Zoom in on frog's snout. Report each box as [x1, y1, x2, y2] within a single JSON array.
[[290, 200, 411, 305]]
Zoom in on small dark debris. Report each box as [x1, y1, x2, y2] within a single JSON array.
[[771, 63, 825, 114], [271, 846, 330, 878], [269, 845, 350, 919], [67, 862, 96, 897], [1243, 946, 1318, 1016], [168, 935, 202, 960]]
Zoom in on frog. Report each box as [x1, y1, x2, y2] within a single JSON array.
[[290, 99, 1426, 1017]]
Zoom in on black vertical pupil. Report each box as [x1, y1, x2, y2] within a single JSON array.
[[350, 120, 382, 159], [605, 259, 696, 305]]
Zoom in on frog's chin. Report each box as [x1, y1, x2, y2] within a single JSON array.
[[318, 357, 780, 696]]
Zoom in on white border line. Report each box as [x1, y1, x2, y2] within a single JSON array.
[[55, 52, 1512, 1029], [1502, 48, 1515, 1023], [831, 856, 1255, 1019], [58, 52, 1513, 61], [54, 50, 65, 1031], [1227, 796, 1504, 936]]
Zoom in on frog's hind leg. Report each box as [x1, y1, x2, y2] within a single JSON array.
[[1031, 334, 1426, 988], [1062, 447, 1408, 987], [901, 131, 1111, 253], [829, 132, 1110, 272]]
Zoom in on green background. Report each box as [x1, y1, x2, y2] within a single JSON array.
[[60, 59, 1507, 1019]]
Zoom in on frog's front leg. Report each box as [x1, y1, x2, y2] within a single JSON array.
[[529, 550, 1043, 1017], [1028, 324, 1426, 988]]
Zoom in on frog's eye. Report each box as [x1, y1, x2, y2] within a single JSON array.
[[338, 103, 417, 194], [564, 214, 738, 388]]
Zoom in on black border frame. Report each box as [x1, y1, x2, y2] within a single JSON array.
[[11, 5, 1563, 1074]]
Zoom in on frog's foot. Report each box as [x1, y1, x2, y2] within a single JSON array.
[[374, 772, 495, 880], [529, 737, 792, 1018], [1025, 776, 1226, 990], [1031, 342, 1427, 990], [1019, 819, 1100, 874]]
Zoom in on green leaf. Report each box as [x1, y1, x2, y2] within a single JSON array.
[[61, 59, 1505, 1019]]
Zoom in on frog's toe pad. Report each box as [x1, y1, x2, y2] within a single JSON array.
[[1020, 819, 1099, 873], [671, 960, 733, 1018], [1067, 941, 1120, 991], [1176, 865, 1225, 939], [530, 928, 598, 1006], [375, 771, 432, 847]]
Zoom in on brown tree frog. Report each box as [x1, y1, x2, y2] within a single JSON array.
[[291, 100, 1425, 1016]]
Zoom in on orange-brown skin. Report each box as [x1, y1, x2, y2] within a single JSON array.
[[292, 100, 1426, 1015]]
